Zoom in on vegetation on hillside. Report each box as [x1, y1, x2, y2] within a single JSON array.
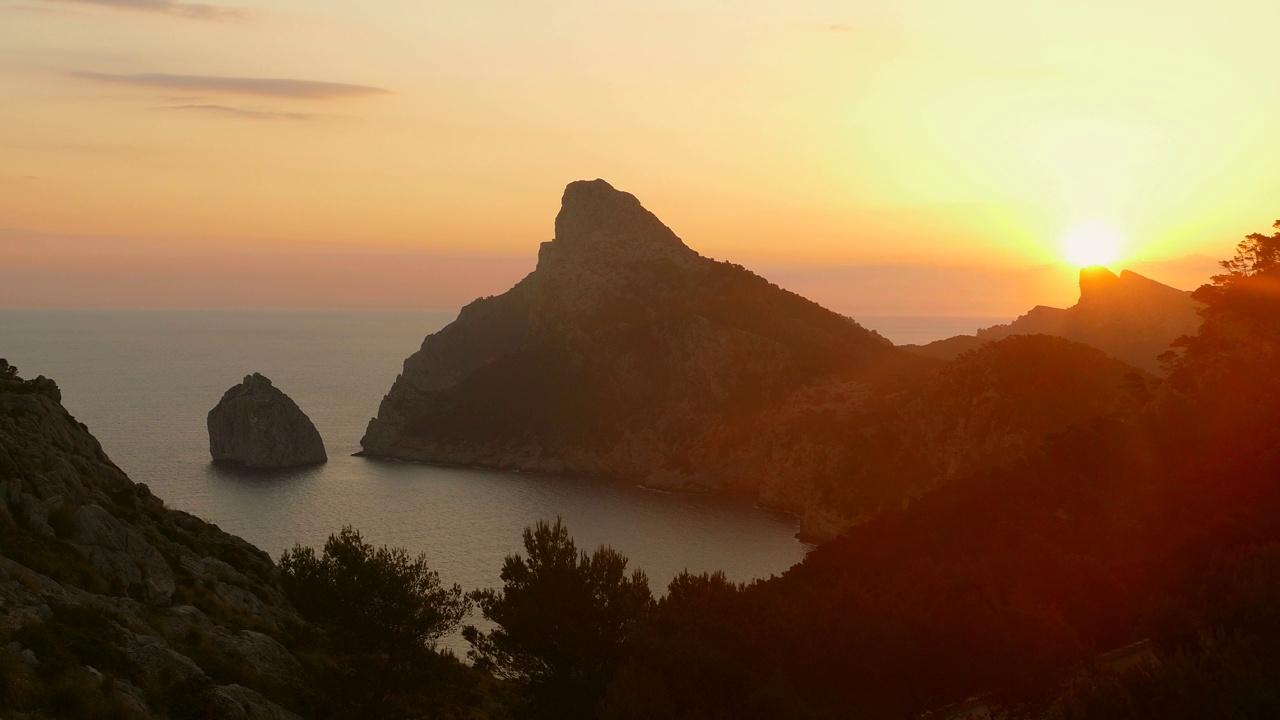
[[582, 222, 1280, 718], [465, 518, 652, 720], [279, 527, 478, 718]]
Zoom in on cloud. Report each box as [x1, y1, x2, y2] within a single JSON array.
[[73, 72, 392, 99], [45, 0, 243, 21], [162, 104, 314, 120]]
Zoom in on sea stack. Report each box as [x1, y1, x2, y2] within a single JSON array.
[[207, 373, 326, 468]]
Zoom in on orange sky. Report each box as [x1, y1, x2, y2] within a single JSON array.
[[2, 0, 1277, 314]]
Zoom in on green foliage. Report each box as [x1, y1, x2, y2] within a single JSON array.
[[1164, 220, 1280, 376], [279, 525, 473, 718], [465, 517, 653, 720], [280, 526, 469, 654], [1155, 219, 1280, 475], [0, 358, 17, 380], [1212, 220, 1280, 281]]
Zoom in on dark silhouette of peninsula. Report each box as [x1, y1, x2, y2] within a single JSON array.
[[578, 221, 1280, 719], [361, 180, 1152, 540]]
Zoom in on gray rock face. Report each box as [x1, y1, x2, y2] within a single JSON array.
[[71, 503, 175, 605], [0, 363, 310, 717], [208, 373, 326, 468]]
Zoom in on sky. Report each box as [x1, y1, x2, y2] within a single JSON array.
[[1, 0, 1277, 315]]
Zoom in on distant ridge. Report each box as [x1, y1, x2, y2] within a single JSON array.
[[904, 265, 1202, 372]]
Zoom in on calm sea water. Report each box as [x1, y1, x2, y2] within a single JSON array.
[[0, 311, 816, 610], [858, 315, 1011, 345]]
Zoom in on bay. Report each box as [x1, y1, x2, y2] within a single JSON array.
[[0, 310, 813, 614]]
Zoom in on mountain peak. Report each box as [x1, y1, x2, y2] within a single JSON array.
[[1077, 265, 1121, 302], [1078, 266, 1191, 310], [546, 179, 693, 264]]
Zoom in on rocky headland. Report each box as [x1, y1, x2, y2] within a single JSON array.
[[208, 373, 326, 469], [1, 359, 309, 718], [360, 180, 1152, 541]]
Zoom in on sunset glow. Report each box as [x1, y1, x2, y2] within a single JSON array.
[[1062, 221, 1124, 269], [2, 0, 1277, 312]]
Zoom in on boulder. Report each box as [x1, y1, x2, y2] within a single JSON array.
[[207, 373, 326, 469]]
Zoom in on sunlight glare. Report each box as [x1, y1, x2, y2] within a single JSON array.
[[1061, 221, 1124, 268]]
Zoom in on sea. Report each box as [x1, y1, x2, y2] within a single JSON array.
[[0, 310, 1000, 650]]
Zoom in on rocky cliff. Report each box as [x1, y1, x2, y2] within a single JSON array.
[[361, 180, 928, 507], [905, 266, 1201, 373], [361, 180, 1144, 541], [208, 373, 326, 469], [1, 360, 308, 718]]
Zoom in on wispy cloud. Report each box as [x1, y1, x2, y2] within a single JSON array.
[[73, 72, 392, 99], [162, 104, 314, 121], [45, 0, 243, 21]]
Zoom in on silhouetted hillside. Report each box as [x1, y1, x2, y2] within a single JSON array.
[[591, 224, 1280, 719], [696, 333, 1146, 539]]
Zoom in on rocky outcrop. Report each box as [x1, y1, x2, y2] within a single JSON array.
[[0, 360, 308, 718], [360, 180, 936, 532], [360, 180, 1146, 541], [905, 266, 1202, 373], [208, 373, 326, 469]]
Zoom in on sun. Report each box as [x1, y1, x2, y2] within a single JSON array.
[[1061, 221, 1124, 268]]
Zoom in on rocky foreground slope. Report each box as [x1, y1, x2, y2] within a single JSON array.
[[362, 180, 1148, 540], [0, 360, 307, 718]]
